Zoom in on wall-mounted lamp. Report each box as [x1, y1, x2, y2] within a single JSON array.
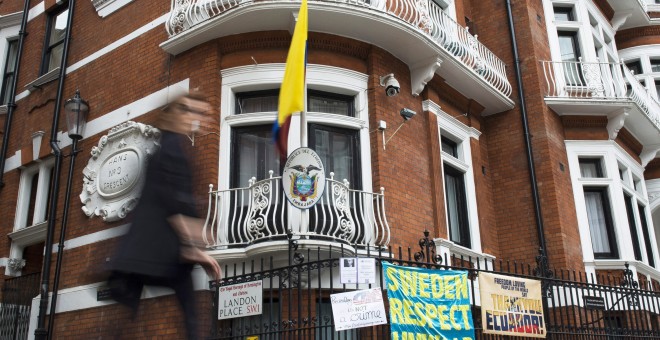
[[382, 108, 417, 150], [379, 73, 400, 97], [64, 89, 89, 141]]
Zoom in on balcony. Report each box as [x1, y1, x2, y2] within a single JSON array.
[[162, 0, 513, 114], [541, 59, 660, 165], [202, 172, 390, 258], [605, 0, 660, 29]]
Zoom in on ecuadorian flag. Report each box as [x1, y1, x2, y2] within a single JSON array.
[[273, 0, 308, 156]]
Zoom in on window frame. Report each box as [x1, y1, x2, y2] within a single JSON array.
[[14, 159, 55, 231], [426, 99, 482, 253], [583, 186, 618, 259], [0, 38, 18, 106], [308, 123, 362, 189], [553, 6, 575, 21], [444, 163, 470, 248], [230, 124, 281, 188], [567, 141, 659, 269], [219, 64, 371, 195], [41, 6, 68, 76]]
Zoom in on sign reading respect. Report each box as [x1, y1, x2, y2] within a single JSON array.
[[383, 262, 475, 340]]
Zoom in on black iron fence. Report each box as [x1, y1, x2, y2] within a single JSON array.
[[0, 272, 40, 340], [210, 239, 660, 339]]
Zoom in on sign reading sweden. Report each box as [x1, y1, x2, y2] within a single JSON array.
[[282, 147, 326, 209], [383, 262, 475, 340]]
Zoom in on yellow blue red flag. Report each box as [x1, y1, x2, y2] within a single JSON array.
[[273, 0, 308, 156]]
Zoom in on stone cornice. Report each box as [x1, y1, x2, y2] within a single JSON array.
[[0, 12, 22, 29], [92, 0, 134, 18]]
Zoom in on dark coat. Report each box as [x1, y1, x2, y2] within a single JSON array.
[[110, 131, 198, 278]]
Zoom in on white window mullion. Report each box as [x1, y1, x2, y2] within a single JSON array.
[[14, 168, 35, 230], [605, 154, 633, 260], [32, 162, 52, 225]]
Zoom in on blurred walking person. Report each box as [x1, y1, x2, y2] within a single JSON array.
[[107, 91, 221, 340]]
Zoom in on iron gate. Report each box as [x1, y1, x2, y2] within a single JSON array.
[[0, 273, 40, 340], [210, 241, 660, 339]]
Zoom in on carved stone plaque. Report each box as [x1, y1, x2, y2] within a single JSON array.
[[80, 121, 160, 222]]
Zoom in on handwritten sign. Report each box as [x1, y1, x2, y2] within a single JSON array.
[[479, 272, 546, 338], [218, 280, 263, 320], [383, 262, 475, 340], [330, 288, 387, 331]]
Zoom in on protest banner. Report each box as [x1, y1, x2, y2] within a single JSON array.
[[383, 262, 475, 340], [478, 272, 546, 338], [330, 288, 388, 331]]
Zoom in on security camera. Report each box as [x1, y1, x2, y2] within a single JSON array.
[[400, 108, 416, 121], [379, 73, 400, 97]]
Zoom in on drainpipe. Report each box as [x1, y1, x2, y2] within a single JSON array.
[[504, 0, 549, 264], [0, 0, 30, 187], [35, 1, 78, 339]]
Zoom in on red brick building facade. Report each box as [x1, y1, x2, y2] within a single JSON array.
[[0, 0, 658, 338]]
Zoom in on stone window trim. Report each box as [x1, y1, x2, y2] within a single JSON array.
[[6, 220, 46, 276], [92, 0, 135, 18], [423, 99, 483, 255], [25, 67, 60, 90], [14, 158, 55, 231], [566, 140, 659, 271], [0, 12, 22, 29], [219, 63, 372, 193]]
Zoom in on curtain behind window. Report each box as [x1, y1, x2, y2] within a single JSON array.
[[232, 126, 280, 187], [585, 190, 613, 255]]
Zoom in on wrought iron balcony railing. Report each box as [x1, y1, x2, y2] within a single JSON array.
[[202, 172, 390, 249], [166, 0, 512, 97], [541, 59, 660, 130]]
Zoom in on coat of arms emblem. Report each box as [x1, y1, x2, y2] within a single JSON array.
[[282, 148, 326, 209]]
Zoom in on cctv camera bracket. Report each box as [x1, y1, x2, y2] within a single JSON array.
[[379, 74, 395, 87], [383, 109, 415, 150]]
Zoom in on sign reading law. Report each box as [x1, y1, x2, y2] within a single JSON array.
[[282, 147, 326, 209], [478, 272, 546, 338], [383, 262, 475, 340]]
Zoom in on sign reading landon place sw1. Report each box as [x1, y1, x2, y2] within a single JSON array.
[[282, 147, 326, 209], [218, 280, 263, 320], [80, 121, 161, 222]]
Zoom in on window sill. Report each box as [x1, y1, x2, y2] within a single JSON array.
[[93, 0, 134, 18], [25, 68, 60, 90], [8, 221, 47, 247], [435, 238, 495, 268], [0, 105, 7, 115]]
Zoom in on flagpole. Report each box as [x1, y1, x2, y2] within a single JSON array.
[[301, 82, 307, 148], [299, 10, 309, 235]]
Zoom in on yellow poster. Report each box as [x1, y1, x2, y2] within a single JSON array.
[[478, 272, 546, 338], [246, 336, 258, 340]]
